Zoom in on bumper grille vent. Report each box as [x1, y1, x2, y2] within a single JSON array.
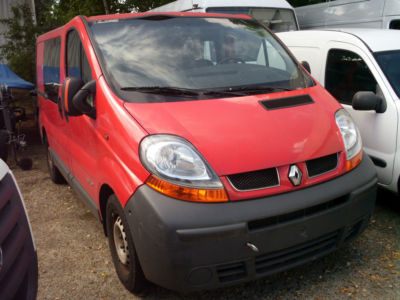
[[248, 195, 348, 232], [216, 262, 246, 283], [227, 168, 279, 191], [306, 153, 338, 177], [255, 230, 339, 275], [0, 174, 38, 300]]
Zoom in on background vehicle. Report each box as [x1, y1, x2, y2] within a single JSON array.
[[37, 13, 376, 294], [0, 159, 38, 300], [150, 0, 299, 32], [278, 28, 400, 194], [295, 0, 400, 30]]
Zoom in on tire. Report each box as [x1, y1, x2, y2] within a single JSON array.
[[45, 138, 65, 184], [106, 194, 146, 294], [0, 130, 9, 162]]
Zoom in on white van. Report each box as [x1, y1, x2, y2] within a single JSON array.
[[278, 29, 400, 194], [150, 0, 299, 32], [296, 0, 400, 30]]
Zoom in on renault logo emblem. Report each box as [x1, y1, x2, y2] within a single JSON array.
[[288, 164, 302, 186]]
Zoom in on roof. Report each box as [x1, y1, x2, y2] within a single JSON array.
[[0, 64, 34, 89], [279, 28, 400, 53], [86, 11, 252, 22], [326, 28, 400, 52]]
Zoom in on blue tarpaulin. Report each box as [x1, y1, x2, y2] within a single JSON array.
[[0, 64, 34, 89]]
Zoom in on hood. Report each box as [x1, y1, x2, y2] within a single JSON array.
[[124, 86, 344, 176]]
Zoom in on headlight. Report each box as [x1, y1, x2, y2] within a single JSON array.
[[335, 109, 362, 170], [140, 135, 228, 202]]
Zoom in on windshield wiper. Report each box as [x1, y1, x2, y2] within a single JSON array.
[[201, 90, 246, 97], [121, 86, 247, 97], [120, 86, 290, 97], [223, 86, 292, 93], [201, 86, 292, 96], [120, 86, 200, 96]]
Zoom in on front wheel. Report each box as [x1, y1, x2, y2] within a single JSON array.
[[106, 194, 146, 294]]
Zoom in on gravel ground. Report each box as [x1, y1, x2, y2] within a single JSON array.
[[10, 125, 400, 300]]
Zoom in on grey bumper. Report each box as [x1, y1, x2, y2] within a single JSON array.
[[124, 154, 377, 292]]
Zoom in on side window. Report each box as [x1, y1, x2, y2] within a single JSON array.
[[43, 37, 61, 102], [66, 30, 92, 83], [390, 20, 400, 29], [325, 49, 378, 105]]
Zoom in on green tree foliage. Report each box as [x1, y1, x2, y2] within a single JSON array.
[[0, 4, 38, 83]]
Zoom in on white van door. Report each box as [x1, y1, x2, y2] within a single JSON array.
[[321, 41, 398, 185]]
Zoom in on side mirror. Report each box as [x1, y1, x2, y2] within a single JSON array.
[[61, 77, 96, 118], [352, 91, 386, 113], [301, 61, 311, 74], [72, 80, 96, 118]]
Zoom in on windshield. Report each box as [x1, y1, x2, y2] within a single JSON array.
[[89, 16, 311, 103], [375, 50, 400, 98], [206, 7, 298, 32]]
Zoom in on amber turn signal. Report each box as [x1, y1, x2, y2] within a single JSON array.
[[146, 175, 229, 202], [346, 150, 362, 172]]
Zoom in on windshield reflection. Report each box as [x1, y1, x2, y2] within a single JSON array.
[[90, 16, 309, 103]]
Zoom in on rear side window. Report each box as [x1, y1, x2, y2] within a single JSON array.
[[66, 30, 92, 83], [325, 49, 377, 105], [390, 20, 400, 29], [43, 37, 61, 102]]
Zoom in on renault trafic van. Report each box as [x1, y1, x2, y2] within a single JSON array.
[[37, 12, 377, 294], [278, 28, 400, 194]]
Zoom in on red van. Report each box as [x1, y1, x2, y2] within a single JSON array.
[[36, 12, 377, 294]]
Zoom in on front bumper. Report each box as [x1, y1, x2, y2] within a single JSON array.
[[124, 154, 377, 292]]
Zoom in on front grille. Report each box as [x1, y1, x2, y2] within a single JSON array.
[[248, 195, 348, 231], [0, 174, 38, 300], [227, 168, 279, 191], [255, 230, 339, 274], [216, 261, 246, 283], [306, 153, 338, 177]]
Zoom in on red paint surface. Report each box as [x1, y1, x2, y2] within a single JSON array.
[[124, 86, 344, 175]]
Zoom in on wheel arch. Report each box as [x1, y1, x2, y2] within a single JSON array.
[[41, 126, 47, 144], [99, 184, 115, 236]]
